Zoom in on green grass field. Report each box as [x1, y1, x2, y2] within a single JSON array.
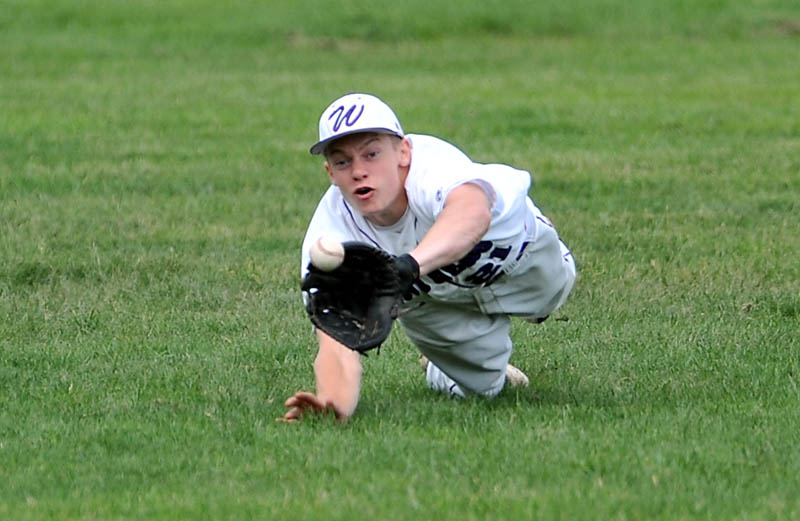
[[2, 0, 799, 519]]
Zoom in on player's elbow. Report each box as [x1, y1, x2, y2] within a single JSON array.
[[467, 203, 492, 244], [477, 204, 492, 233], [453, 183, 492, 243]]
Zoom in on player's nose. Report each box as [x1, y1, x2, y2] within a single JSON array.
[[350, 158, 368, 179]]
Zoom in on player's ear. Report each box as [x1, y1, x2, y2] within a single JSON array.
[[397, 138, 411, 168], [324, 161, 336, 185]]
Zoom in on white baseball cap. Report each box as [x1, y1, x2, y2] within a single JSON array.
[[310, 93, 404, 155]]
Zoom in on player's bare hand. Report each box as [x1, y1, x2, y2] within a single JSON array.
[[278, 391, 347, 423]]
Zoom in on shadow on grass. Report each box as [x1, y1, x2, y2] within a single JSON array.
[[358, 375, 637, 427]]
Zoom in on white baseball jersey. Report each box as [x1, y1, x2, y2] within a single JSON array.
[[301, 134, 564, 305]]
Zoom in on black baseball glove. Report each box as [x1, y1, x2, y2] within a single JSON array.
[[301, 242, 419, 353]]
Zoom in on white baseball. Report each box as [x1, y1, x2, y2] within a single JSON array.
[[310, 236, 345, 271]]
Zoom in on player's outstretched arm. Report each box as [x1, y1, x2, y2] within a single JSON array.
[[280, 330, 363, 423], [410, 182, 492, 276]]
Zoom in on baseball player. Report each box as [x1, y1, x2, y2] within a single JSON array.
[[282, 93, 576, 422]]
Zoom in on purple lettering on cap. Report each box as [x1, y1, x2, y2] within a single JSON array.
[[329, 104, 365, 131]]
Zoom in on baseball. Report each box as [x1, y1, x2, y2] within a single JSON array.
[[310, 236, 345, 271]]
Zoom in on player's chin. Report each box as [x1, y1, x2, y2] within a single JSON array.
[[349, 196, 379, 214]]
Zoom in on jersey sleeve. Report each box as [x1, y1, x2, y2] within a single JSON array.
[[405, 136, 532, 240], [466, 163, 532, 225]]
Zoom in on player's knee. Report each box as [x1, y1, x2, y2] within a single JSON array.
[[472, 371, 505, 398]]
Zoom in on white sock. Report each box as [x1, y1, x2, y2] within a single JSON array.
[[425, 361, 467, 398]]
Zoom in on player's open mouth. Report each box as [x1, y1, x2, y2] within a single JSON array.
[[354, 187, 374, 199]]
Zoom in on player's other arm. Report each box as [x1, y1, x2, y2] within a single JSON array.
[[282, 329, 362, 422], [409, 182, 492, 276], [313, 329, 362, 416]]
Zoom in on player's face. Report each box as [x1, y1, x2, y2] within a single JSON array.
[[324, 133, 411, 226]]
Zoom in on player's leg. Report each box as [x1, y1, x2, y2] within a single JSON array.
[[548, 238, 576, 314], [419, 354, 529, 396], [399, 302, 514, 398]]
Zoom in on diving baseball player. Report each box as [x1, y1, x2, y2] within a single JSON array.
[[282, 93, 576, 422]]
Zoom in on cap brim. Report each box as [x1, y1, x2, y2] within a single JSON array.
[[310, 128, 404, 155]]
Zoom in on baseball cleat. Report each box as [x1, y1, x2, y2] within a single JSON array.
[[504, 363, 529, 388]]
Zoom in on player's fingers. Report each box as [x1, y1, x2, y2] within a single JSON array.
[[292, 391, 320, 401], [290, 392, 326, 411], [278, 407, 304, 423], [285, 391, 314, 408], [278, 403, 347, 424]]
